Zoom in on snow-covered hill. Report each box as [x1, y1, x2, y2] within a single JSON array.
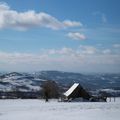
[[0, 72, 46, 92], [0, 71, 120, 92]]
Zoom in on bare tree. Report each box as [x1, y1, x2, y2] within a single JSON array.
[[42, 80, 59, 101]]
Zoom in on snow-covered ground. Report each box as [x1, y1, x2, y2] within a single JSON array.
[[0, 98, 120, 120]]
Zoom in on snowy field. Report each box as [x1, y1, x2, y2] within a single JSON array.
[[0, 98, 120, 120]]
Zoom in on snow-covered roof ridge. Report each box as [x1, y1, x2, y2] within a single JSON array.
[[64, 83, 79, 97]]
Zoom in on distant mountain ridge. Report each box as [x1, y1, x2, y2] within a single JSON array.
[[0, 71, 120, 92]]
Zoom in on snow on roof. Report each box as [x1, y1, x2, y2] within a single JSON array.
[[64, 83, 79, 97]]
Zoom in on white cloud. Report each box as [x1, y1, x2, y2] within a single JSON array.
[[0, 2, 9, 10], [63, 20, 82, 27], [0, 45, 120, 72], [67, 32, 86, 40], [79, 45, 97, 54], [53, 47, 74, 55], [102, 14, 107, 23], [93, 11, 107, 23], [0, 3, 81, 31], [113, 44, 120, 48], [102, 49, 111, 54]]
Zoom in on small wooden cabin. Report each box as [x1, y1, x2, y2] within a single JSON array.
[[63, 83, 90, 101]]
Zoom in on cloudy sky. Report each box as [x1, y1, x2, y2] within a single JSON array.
[[0, 0, 120, 73]]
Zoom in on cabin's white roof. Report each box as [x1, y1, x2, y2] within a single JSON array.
[[64, 83, 79, 97]]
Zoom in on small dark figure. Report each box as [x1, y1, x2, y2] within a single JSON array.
[[44, 90, 49, 102], [109, 97, 111, 102], [114, 97, 115, 102]]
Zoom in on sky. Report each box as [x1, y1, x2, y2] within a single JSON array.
[[0, 0, 120, 73]]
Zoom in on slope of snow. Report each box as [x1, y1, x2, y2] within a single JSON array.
[[64, 83, 79, 97], [0, 98, 120, 120], [0, 73, 44, 91]]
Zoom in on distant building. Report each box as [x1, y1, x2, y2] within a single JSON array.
[[63, 83, 90, 101]]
